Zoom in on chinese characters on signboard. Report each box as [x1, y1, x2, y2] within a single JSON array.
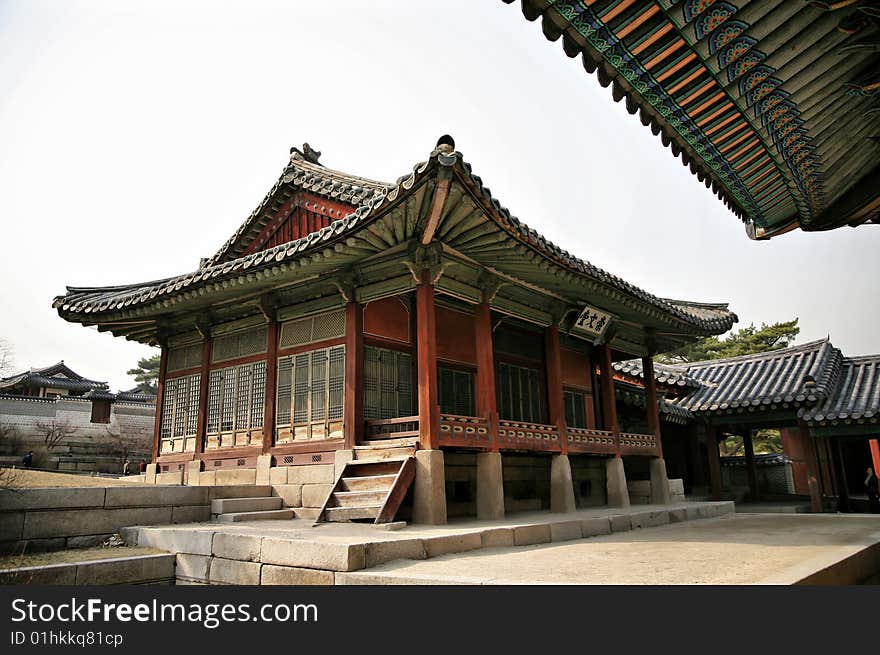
[[573, 305, 613, 339]]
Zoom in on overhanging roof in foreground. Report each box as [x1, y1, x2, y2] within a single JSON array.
[[53, 140, 736, 356], [503, 0, 880, 239]]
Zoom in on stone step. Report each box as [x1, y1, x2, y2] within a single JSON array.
[[294, 507, 322, 520], [353, 446, 416, 461], [211, 496, 282, 515], [210, 485, 274, 499], [216, 509, 295, 523], [344, 458, 410, 475], [359, 437, 419, 448], [324, 505, 381, 522], [330, 490, 388, 508], [339, 474, 397, 492]]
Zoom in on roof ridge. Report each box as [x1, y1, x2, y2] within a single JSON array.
[[679, 337, 831, 369]]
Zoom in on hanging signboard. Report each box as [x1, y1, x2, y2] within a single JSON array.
[[572, 304, 613, 339]]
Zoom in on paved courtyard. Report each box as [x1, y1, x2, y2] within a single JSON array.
[[337, 514, 880, 585]]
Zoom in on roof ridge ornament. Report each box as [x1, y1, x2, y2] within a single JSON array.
[[290, 143, 322, 165]]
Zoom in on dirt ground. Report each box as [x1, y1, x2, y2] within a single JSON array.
[[4, 469, 141, 488], [0, 546, 164, 570], [344, 514, 880, 585]]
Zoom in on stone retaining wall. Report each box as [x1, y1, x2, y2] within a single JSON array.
[[0, 485, 264, 555], [0, 554, 175, 585]]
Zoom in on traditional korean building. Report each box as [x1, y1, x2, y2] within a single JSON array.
[[503, 0, 880, 239], [53, 137, 738, 523]]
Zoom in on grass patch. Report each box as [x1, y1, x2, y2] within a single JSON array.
[[6, 469, 143, 488], [0, 546, 165, 570]]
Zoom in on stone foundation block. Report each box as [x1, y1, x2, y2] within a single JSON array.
[[136, 528, 215, 555], [22, 507, 173, 540], [198, 471, 216, 486], [364, 539, 426, 568], [261, 564, 334, 586], [476, 452, 505, 520], [185, 460, 202, 486], [272, 484, 303, 508], [175, 554, 211, 583], [481, 528, 515, 549], [606, 457, 630, 508], [213, 532, 262, 562], [269, 466, 288, 485], [156, 471, 184, 485], [513, 524, 551, 547], [423, 533, 482, 558], [610, 514, 632, 533], [261, 538, 365, 572], [580, 517, 612, 538], [413, 449, 447, 525], [0, 512, 24, 541], [301, 484, 334, 508], [668, 508, 688, 523], [550, 520, 583, 543], [256, 455, 272, 486], [0, 563, 77, 585], [287, 464, 334, 485], [0, 488, 105, 512], [650, 458, 672, 505], [210, 557, 261, 585], [171, 506, 211, 524], [334, 450, 354, 479], [668, 478, 685, 496], [75, 554, 175, 585], [145, 463, 158, 485], [215, 468, 256, 486], [105, 486, 207, 508]]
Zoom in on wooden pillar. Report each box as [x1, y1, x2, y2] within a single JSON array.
[[800, 424, 824, 512], [641, 355, 662, 458], [474, 301, 498, 451], [262, 318, 279, 454], [832, 439, 850, 512], [597, 345, 619, 443], [743, 430, 759, 501], [416, 273, 440, 449], [706, 425, 723, 501], [344, 301, 364, 449], [870, 439, 880, 477], [194, 337, 212, 457], [545, 325, 567, 453], [150, 347, 168, 463]]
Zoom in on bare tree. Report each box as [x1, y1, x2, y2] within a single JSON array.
[[0, 338, 13, 377], [104, 425, 150, 472], [35, 418, 77, 452]]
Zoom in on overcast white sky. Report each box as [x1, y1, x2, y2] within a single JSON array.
[[1, 0, 878, 391]]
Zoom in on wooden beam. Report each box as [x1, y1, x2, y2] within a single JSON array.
[[545, 325, 567, 454], [474, 301, 499, 452], [641, 355, 662, 458], [420, 175, 452, 245], [706, 425, 723, 501], [416, 272, 440, 449], [262, 318, 279, 454], [150, 348, 168, 463], [344, 301, 364, 449], [194, 336, 212, 458]]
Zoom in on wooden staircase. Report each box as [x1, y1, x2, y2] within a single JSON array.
[[317, 438, 417, 524]]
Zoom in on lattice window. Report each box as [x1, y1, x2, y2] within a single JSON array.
[[279, 310, 345, 349], [167, 343, 203, 372], [159, 373, 200, 454], [212, 326, 268, 363], [497, 362, 543, 423], [276, 345, 345, 441], [564, 389, 587, 429], [363, 346, 413, 420], [205, 361, 267, 449], [439, 366, 475, 416]]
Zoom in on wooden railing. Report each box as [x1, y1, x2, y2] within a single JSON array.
[[566, 427, 618, 455], [438, 414, 490, 449], [497, 420, 561, 452], [619, 432, 659, 456], [364, 416, 419, 441]]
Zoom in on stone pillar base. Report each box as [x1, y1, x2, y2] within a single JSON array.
[[334, 449, 355, 480], [413, 449, 447, 525], [649, 457, 671, 504], [551, 454, 577, 513], [185, 460, 202, 486], [606, 456, 630, 508], [256, 454, 273, 486], [476, 452, 505, 520], [145, 463, 158, 485]]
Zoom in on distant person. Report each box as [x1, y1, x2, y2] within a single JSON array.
[[865, 467, 879, 513], [122, 460, 131, 476], [139, 459, 147, 474], [22, 451, 33, 468]]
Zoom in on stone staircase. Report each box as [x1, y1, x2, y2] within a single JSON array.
[[317, 437, 417, 524], [211, 495, 295, 523]]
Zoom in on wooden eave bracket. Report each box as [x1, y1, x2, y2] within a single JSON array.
[[401, 242, 447, 285], [331, 269, 361, 303], [476, 270, 510, 304]]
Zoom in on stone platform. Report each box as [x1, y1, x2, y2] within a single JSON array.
[[119, 501, 734, 585]]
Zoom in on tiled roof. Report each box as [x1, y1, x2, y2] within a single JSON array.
[[800, 355, 880, 426], [0, 362, 108, 393], [613, 358, 699, 389], [672, 338, 842, 413], [54, 142, 737, 337], [615, 381, 693, 424], [503, 0, 880, 238]]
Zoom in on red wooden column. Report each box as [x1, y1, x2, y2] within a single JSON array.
[[194, 336, 212, 457], [262, 318, 279, 454], [706, 425, 723, 501], [870, 440, 880, 477], [545, 325, 567, 453], [474, 301, 499, 451], [416, 273, 440, 449], [597, 345, 620, 444], [150, 347, 168, 463], [641, 355, 662, 458], [800, 423, 824, 512], [344, 301, 364, 449]]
